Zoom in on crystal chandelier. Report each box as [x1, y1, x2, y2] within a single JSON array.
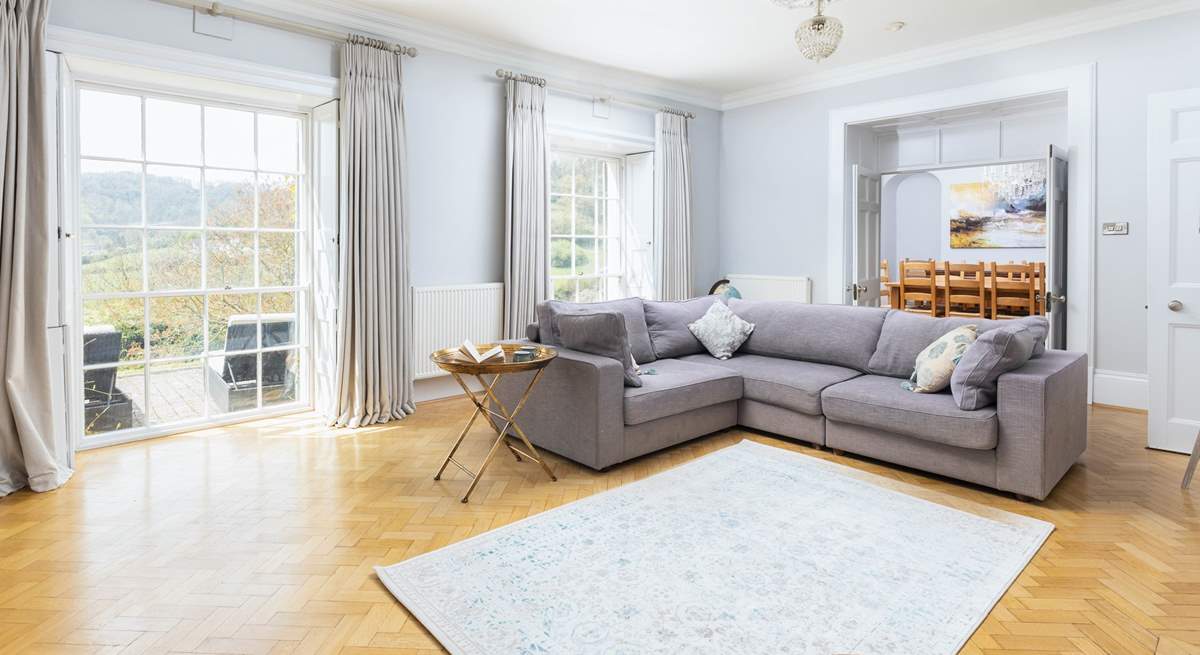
[[985, 161, 1046, 201], [772, 0, 844, 62]]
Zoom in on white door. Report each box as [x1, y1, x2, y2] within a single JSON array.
[[1045, 146, 1069, 349], [311, 100, 339, 420], [850, 165, 882, 306], [1148, 88, 1200, 453], [624, 151, 655, 299]]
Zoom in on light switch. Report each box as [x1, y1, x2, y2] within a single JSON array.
[[1101, 222, 1129, 236]]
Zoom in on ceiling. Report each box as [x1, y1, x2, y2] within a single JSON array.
[[346, 0, 1132, 96]]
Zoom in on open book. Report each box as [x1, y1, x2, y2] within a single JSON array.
[[459, 339, 503, 364]]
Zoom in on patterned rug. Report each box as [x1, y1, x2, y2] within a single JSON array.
[[376, 440, 1052, 654]]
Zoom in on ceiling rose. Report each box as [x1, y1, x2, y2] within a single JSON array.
[[772, 0, 844, 63]]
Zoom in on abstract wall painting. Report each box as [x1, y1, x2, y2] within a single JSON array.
[[949, 162, 1047, 249]]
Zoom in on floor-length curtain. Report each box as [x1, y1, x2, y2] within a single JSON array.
[[502, 79, 549, 338], [0, 0, 70, 496], [332, 36, 414, 428], [655, 111, 693, 301]]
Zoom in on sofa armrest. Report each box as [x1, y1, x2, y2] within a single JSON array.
[[491, 341, 625, 470], [995, 350, 1089, 500]]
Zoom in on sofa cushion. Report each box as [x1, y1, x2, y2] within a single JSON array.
[[536, 297, 655, 364], [821, 375, 998, 450], [623, 358, 742, 426], [557, 312, 642, 388], [688, 301, 755, 360], [642, 296, 722, 359], [868, 311, 1049, 379], [951, 322, 1041, 410], [726, 300, 888, 371], [679, 354, 860, 415]]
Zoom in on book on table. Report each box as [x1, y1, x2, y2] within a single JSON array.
[[459, 340, 503, 363]]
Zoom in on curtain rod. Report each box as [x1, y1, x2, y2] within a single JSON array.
[[149, 0, 418, 57], [494, 69, 695, 119]]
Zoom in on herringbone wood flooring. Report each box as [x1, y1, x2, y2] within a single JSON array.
[[2, 401, 1198, 654]]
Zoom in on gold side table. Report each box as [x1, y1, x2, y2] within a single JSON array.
[[430, 343, 558, 502]]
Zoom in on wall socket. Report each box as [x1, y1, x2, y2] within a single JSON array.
[[1101, 222, 1129, 236]]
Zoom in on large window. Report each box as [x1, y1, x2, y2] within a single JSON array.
[[75, 86, 307, 440], [549, 152, 625, 302]]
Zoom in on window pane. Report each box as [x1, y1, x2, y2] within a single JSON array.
[[575, 238, 597, 275], [205, 169, 255, 227], [84, 364, 144, 435], [552, 279, 575, 302], [208, 352, 259, 414], [145, 98, 201, 165], [575, 198, 596, 235], [81, 228, 143, 294], [261, 292, 297, 347], [258, 173, 297, 228], [148, 295, 204, 359], [551, 155, 572, 194], [577, 277, 601, 303], [262, 349, 299, 407], [204, 106, 255, 169], [259, 232, 296, 287], [207, 231, 256, 289], [146, 165, 201, 226], [147, 230, 202, 291], [208, 293, 258, 352], [79, 90, 141, 160], [575, 158, 596, 196], [598, 160, 617, 197], [550, 195, 571, 235], [80, 160, 142, 226], [83, 298, 144, 363], [257, 114, 300, 173], [148, 359, 204, 424], [596, 197, 608, 237], [550, 238, 572, 277]]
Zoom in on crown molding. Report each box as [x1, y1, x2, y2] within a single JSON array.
[[230, 0, 724, 110], [720, 0, 1200, 110]]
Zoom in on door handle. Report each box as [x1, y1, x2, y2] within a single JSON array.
[[1045, 292, 1066, 309], [1168, 299, 1183, 311]]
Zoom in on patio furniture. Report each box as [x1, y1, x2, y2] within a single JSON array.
[[206, 314, 297, 413], [83, 325, 135, 433]]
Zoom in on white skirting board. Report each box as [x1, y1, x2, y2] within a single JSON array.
[[412, 283, 504, 380], [1091, 369, 1148, 410]]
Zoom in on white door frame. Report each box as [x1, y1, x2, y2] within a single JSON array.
[[827, 63, 1097, 391]]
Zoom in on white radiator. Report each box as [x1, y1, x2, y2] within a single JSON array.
[[412, 283, 505, 380], [724, 274, 812, 303]]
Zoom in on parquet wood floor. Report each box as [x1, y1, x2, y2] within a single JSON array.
[[2, 401, 1198, 654]]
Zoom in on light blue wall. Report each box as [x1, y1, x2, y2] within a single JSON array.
[[50, 0, 721, 294], [719, 11, 1200, 374]]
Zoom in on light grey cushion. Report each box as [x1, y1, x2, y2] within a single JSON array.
[[623, 358, 742, 425], [726, 300, 889, 371], [950, 323, 1041, 410], [680, 353, 860, 415], [687, 301, 755, 360], [557, 312, 642, 388], [822, 374, 998, 450], [536, 297, 655, 364], [868, 311, 1049, 379], [642, 296, 722, 359]]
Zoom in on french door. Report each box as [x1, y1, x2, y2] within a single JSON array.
[[68, 83, 310, 447]]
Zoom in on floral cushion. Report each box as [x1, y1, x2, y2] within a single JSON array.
[[902, 325, 978, 393], [687, 302, 755, 360]]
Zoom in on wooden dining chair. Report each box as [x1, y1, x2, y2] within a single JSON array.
[[943, 261, 987, 318], [898, 259, 938, 316], [1034, 262, 1048, 315], [991, 261, 1038, 319], [880, 260, 891, 308]]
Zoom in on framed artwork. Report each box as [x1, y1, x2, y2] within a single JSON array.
[[948, 162, 1047, 249]]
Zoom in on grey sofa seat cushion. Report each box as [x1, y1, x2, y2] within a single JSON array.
[[642, 295, 722, 359], [536, 298, 655, 364], [821, 375, 998, 450], [623, 358, 742, 426], [678, 354, 860, 415], [867, 311, 1049, 379], [727, 300, 888, 371]]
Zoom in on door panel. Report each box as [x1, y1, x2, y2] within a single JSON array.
[[1148, 88, 1200, 453], [1046, 146, 1069, 349], [851, 165, 882, 306]]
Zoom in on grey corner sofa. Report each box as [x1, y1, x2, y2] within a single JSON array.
[[495, 296, 1088, 501]]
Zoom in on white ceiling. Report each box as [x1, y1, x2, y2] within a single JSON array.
[[348, 0, 1130, 95]]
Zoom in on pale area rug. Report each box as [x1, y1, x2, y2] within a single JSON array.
[[377, 440, 1052, 654]]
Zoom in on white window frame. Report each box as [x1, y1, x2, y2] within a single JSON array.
[[63, 80, 316, 450], [549, 148, 626, 302]]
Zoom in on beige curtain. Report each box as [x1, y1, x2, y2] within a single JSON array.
[[502, 79, 549, 338], [655, 111, 693, 301], [1, 0, 69, 496], [332, 36, 415, 428]]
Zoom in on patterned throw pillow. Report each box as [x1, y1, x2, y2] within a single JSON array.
[[687, 302, 755, 360], [902, 325, 978, 393]]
